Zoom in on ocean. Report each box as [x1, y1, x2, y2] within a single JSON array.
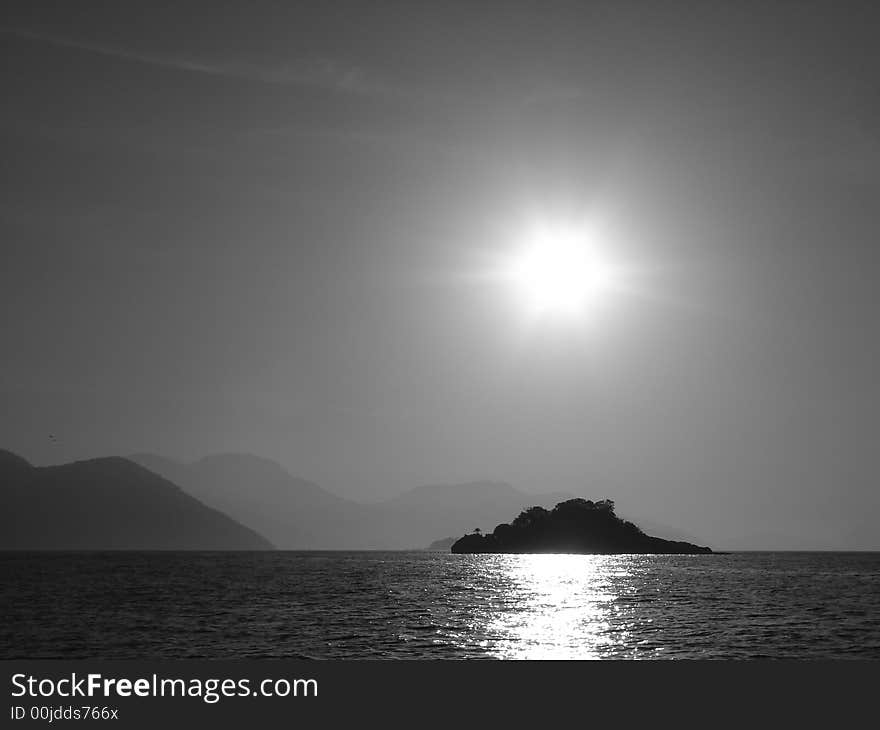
[[2, 551, 878, 659]]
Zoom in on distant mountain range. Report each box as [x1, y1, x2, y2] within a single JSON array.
[[129, 453, 576, 549], [129, 453, 364, 548], [1, 448, 707, 550], [0, 449, 272, 550]]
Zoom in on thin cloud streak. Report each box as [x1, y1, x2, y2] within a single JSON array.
[[1, 26, 400, 100]]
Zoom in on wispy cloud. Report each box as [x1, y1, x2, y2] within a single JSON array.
[[1, 26, 398, 99]]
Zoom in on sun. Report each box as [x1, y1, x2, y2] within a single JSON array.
[[507, 223, 616, 317]]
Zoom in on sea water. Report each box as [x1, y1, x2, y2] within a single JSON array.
[[2, 551, 878, 659]]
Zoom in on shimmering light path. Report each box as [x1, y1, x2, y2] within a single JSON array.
[[3, 552, 879, 659]]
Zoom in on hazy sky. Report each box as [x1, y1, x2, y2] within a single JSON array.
[[2, 1, 879, 548]]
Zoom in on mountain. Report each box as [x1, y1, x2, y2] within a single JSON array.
[[0, 448, 33, 487], [617, 516, 710, 547], [378, 480, 577, 549], [130, 453, 368, 548], [0, 450, 273, 550], [130, 454, 577, 549], [451, 498, 713, 554]]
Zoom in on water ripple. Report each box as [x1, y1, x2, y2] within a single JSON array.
[[1, 551, 879, 659]]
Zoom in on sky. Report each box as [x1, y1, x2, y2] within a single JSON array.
[[2, 1, 879, 548]]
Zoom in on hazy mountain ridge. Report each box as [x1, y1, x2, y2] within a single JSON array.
[[130, 453, 588, 549], [130, 452, 369, 548], [1, 446, 710, 550], [0, 449, 273, 550]]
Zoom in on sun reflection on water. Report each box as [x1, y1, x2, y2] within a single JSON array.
[[481, 554, 627, 659]]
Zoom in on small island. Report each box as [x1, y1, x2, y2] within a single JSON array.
[[423, 536, 458, 551], [451, 498, 712, 554]]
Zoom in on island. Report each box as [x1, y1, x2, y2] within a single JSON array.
[[450, 498, 712, 554]]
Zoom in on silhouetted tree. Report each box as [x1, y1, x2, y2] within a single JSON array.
[[512, 506, 549, 529]]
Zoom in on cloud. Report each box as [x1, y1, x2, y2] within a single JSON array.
[[1, 26, 398, 99]]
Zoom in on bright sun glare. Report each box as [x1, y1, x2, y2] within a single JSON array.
[[507, 223, 616, 318]]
